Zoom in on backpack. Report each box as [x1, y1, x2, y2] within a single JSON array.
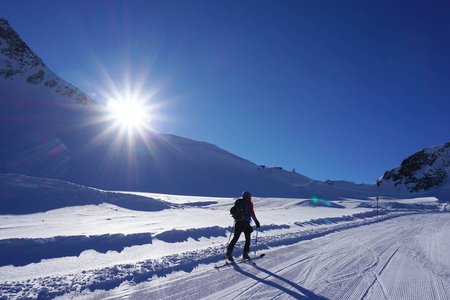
[[230, 198, 245, 220]]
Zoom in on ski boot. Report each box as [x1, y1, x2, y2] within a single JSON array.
[[226, 253, 234, 262]]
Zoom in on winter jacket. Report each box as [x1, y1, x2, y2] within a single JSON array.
[[243, 198, 258, 224]]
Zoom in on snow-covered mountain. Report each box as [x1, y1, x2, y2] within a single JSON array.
[[0, 17, 381, 198], [0, 18, 94, 106], [0, 17, 448, 200], [379, 142, 450, 197], [1, 19, 104, 189]]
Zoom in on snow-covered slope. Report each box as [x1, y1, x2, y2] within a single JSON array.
[[1, 17, 448, 200], [0, 174, 172, 214], [0, 18, 384, 198], [0, 18, 94, 106], [0, 173, 448, 299], [379, 142, 450, 196]]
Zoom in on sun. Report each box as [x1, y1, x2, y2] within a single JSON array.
[[107, 98, 152, 133]]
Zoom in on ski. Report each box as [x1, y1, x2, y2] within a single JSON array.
[[214, 261, 233, 269], [236, 258, 256, 266], [214, 253, 265, 270], [238, 253, 265, 265], [242, 253, 265, 265]]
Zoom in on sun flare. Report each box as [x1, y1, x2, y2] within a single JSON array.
[[107, 99, 150, 130]]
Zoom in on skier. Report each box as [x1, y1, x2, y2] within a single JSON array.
[[227, 191, 261, 261]]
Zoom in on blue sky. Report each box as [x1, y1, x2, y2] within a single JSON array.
[[2, 0, 450, 183]]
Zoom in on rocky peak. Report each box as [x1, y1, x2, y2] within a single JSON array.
[[381, 142, 450, 192], [0, 18, 46, 78], [0, 17, 95, 105]]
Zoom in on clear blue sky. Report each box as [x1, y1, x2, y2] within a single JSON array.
[[3, 0, 450, 183]]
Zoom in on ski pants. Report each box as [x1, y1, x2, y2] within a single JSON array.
[[227, 221, 253, 255]]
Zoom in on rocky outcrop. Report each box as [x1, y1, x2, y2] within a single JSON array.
[[0, 18, 45, 78], [0, 17, 95, 106], [381, 142, 450, 192]]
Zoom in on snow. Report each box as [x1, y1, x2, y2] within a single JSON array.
[[2, 17, 450, 299], [1, 174, 449, 299]]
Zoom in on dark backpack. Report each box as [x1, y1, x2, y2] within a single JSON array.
[[230, 198, 245, 220]]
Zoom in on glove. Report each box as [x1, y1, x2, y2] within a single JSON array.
[[255, 220, 260, 229]]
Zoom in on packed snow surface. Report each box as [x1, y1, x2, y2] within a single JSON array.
[[108, 213, 449, 300], [0, 176, 449, 299]]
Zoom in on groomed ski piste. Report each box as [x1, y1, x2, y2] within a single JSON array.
[[1, 175, 450, 299]]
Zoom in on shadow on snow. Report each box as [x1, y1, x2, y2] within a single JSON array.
[[232, 263, 327, 299], [0, 232, 152, 267]]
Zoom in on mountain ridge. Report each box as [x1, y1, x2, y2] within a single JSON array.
[[0, 17, 95, 106], [380, 142, 450, 193], [0, 17, 448, 199]]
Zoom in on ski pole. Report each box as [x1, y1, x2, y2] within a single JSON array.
[[254, 228, 258, 257], [225, 221, 235, 256]]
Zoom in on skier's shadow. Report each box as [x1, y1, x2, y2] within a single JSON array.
[[232, 263, 327, 299]]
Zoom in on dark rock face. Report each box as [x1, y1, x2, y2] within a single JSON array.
[[26, 70, 46, 84], [0, 17, 95, 106], [382, 143, 450, 192], [0, 18, 46, 79]]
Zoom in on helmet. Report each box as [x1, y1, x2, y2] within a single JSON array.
[[242, 191, 252, 198]]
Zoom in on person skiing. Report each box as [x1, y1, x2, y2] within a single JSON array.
[[227, 191, 261, 261]]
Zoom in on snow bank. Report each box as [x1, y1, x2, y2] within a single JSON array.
[[0, 233, 152, 267], [155, 226, 228, 243], [0, 174, 173, 214]]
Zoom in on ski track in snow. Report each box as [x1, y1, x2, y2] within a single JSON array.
[[2, 210, 450, 299], [55, 212, 450, 300]]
